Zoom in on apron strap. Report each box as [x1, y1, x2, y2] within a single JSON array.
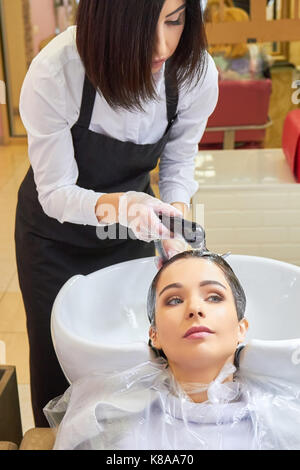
[[76, 74, 97, 128], [76, 64, 179, 129], [164, 59, 179, 125]]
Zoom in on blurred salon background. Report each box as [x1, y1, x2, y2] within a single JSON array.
[[0, 0, 300, 438]]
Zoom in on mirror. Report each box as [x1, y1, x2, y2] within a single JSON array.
[[0, 0, 78, 138]]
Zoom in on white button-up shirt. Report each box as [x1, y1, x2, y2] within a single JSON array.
[[19, 26, 219, 226]]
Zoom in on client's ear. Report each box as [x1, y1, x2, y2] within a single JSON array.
[[237, 318, 249, 343], [149, 326, 161, 349]]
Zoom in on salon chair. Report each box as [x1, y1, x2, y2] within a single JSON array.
[[0, 429, 55, 451], [199, 79, 272, 150], [0, 364, 55, 450], [282, 109, 300, 183]]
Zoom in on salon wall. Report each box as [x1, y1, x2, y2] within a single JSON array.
[[0, 107, 3, 143], [290, 42, 300, 66], [1, 0, 27, 116], [0, 29, 3, 143], [290, 0, 300, 66], [29, 0, 56, 57]]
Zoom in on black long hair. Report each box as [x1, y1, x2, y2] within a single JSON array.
[[76, 0, 208, 112]]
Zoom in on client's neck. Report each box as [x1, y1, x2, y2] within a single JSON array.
[[169, 357, 234, 403]]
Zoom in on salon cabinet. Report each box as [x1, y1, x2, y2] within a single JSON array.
[[0, 365, 23, 447]]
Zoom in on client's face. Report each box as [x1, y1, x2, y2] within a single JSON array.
[[150, 258, 248, 372]]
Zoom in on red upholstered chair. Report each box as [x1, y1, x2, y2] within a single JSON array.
[[282, 109, 300, 183], [199, 79, 272, 150]]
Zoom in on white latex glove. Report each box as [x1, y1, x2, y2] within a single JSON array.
[[155, 239, 190, 270], [118, 191, 183, 243]]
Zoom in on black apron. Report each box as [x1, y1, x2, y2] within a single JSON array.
[[15, 64, 179, 427]]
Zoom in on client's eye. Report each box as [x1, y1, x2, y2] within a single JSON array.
[[207, 294, 223, 303], [166, 296, 183, 306]]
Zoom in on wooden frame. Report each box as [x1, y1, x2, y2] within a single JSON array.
[[0, 23, 10, 145], [267, 0, 290, 61], [22, 0, 34, 68], [206, 0, 300, 44], [0, 0, 30, 144], [0, 0, 77, 144]]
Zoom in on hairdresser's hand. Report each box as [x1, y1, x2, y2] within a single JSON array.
[[118, 191, 183, 243], [155, 238, 190, 270]]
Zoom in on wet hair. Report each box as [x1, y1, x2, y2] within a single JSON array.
[[147, 250, 246, 359], [76, 0, 208, 112]]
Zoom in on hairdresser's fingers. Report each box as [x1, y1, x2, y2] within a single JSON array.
[[129, 209, 171, 242], [154, 256, 163, 270], [151, 202, 183, 219], [155, 239, 189, 271], [162, 238, 190, 260], [138, 210, 171, 240]]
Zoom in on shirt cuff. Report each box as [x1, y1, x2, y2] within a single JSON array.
[[82, 190, 107, 226], [159, 187, 193, 207]]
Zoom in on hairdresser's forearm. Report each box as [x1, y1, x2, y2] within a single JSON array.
[[95, 193, 125, 224], [171, 202, 189, 218]]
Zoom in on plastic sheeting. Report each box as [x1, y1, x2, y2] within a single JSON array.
[[44, 339, 300, 450]]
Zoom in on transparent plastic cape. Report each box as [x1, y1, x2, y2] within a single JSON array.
[[44, 339, 300, 450]]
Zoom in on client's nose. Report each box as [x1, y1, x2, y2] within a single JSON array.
[[185, 300, 206, 319], [185, 295, 206, 319], [187, 311, 205, 319]]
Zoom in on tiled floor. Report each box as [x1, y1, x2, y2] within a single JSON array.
[[0, 144, 34, 434]]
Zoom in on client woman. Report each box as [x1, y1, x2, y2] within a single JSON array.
[[44, 251, 300, 450]]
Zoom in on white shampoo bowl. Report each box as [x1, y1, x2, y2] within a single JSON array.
[[51, 255, 300, 383]]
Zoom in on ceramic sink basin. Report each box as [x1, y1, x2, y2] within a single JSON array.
[[51, 255, 300, 383]]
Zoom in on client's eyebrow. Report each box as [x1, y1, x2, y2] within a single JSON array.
[[159, 282, 183, 297], [159, 280, 227, 297], [166, 3, 186, 18], [200, 280, 227, 290]]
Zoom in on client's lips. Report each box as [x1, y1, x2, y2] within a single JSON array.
[[183, 326, 214, 339]]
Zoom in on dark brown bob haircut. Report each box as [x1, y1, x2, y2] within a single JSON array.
[[76, 0, 208, 112]]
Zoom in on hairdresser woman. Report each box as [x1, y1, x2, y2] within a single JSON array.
[[15, 0, 218, 427]]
